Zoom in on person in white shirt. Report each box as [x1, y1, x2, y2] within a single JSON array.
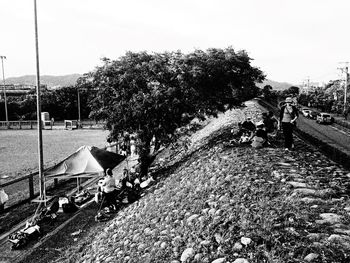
[[100, 168, 117, 209]]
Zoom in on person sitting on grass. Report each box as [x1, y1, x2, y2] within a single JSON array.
[[238, 130, 253, 144], [263, 111, 279, 136], [0, 188, 8, 212], [251, 121, 269, 148], [100, 168, 118, 210], [231, 117, 256, 143]]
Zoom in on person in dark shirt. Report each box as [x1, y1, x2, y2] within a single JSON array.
[[241, 117, 256, 132], [232, 117, 256, 140], [263, 111, 279, 134]]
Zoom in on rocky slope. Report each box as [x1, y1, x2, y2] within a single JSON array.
[[53, 101, 350, 263]]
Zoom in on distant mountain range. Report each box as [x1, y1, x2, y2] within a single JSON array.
[[5, 74, 295, 91], [5, 74, 82, 88], [257, 79, 295, 90]]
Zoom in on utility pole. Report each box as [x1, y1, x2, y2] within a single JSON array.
[[34, 0, 45, 201], [338, 62, 349, 117], [0, 55, 9, 127], [303, 76, 310, 95], [77, 88, 81, 128]]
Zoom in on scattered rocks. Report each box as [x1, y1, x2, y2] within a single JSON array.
[[52, 101, 350, 263]]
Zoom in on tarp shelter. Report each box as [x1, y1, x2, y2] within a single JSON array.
[[45, 145, 126, 179]]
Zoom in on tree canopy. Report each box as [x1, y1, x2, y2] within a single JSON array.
[[77, 48, 265, 174]]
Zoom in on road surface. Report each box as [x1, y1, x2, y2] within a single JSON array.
[[297, 115, 350, 155]]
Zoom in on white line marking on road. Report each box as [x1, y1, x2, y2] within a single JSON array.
[[330, 125, 350, 136]]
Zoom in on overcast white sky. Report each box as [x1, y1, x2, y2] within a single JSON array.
[[0, 0, 349, 84]]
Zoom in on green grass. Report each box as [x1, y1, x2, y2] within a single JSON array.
[[0, 129, 109, 180]]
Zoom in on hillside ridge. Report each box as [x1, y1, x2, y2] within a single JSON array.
[[19, 101, 350, 263], [5, 74, 82, 88]]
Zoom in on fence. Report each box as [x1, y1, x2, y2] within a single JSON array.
[[0, 120, 53, 130], [0, 172, 60, 213]]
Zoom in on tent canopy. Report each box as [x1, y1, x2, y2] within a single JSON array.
[[44, 146, 125, 178]]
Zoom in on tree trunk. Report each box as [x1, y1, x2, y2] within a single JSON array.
[[138, 131, 153, 178]]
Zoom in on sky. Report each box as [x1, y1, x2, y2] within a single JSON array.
[[0, 0, 349, 85]]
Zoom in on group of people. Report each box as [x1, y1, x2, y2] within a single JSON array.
[[97, 166, 142, 213], [106, 133, 139, 157], [233, 110, 278, 148], [233, 97, 298, 150]]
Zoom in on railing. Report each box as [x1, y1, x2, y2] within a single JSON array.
[[0, 171, 60, 212], [0, 120, 105, 130], [0, 120, 53, 130]]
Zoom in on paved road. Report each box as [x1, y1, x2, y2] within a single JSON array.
[[255, 98, 350, 156], [297, 115, 350, 155]]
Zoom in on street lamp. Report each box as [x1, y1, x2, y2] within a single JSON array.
[[0, 55, 9, 127]]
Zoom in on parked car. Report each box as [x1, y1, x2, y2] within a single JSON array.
[[308, 111, 319, 120], [316, 112, 333, 124], [301, 108, 311, 117]]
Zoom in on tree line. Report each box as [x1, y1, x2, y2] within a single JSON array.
[[0, 86, 94, 121], [262, 80, 348, 115]]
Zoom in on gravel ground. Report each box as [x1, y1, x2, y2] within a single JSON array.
[[15, 101, 350, 263]]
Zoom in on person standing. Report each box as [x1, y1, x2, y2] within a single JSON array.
[[130, 136, 136, 157], [279, 97, 298, 150]]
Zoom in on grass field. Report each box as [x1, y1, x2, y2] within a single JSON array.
[[0, 128, 109, 180]]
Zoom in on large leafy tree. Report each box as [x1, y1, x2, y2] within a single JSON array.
[[80, 48, 265, 175]]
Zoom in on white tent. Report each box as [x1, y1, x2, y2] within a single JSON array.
[[45, 145, 125, 179]]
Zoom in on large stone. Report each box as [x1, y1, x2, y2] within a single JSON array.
[[293, 188, 317, 196], [180, 248, 195, 262], [304, 253, 319, 262], [233, 259, 249, 263], [328, 234, 350, 249], [240, 237, 252, 246], [287, 181, 308, 188], [334, 228, 350, 235], [306, 233, 323, 242], [315, 213, 342, 225], [211, 258, 226, 263], [299, 197, 325, 204], [233, 242, 243, 251]]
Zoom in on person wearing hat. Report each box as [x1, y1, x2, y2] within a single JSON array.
[[279, 97, 298, 150]]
